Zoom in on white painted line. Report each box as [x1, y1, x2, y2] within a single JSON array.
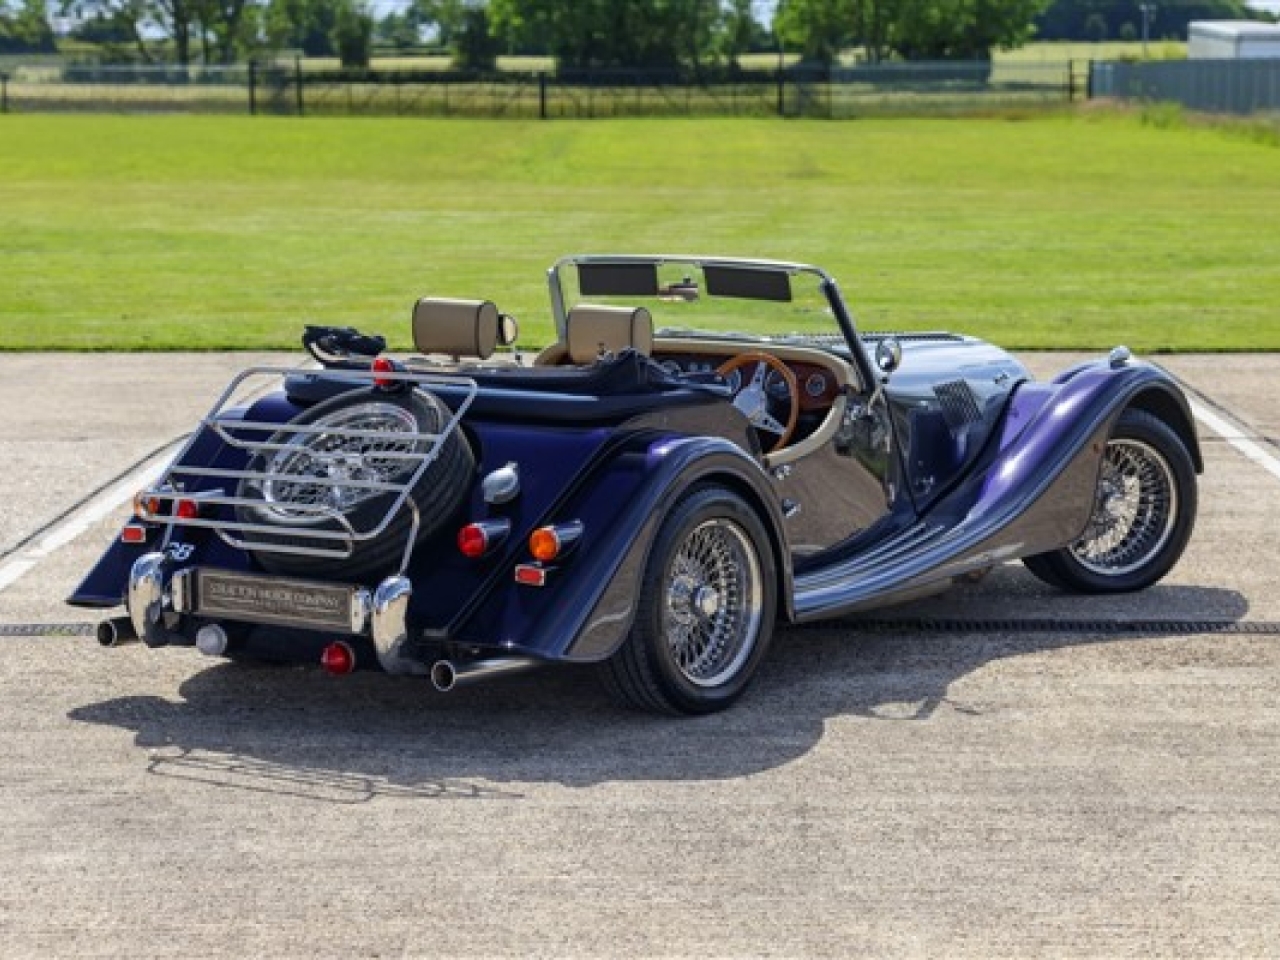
[[1190, 399, 1280, 484], [0, 452, 171, 594], [0, 360, 318, 595]]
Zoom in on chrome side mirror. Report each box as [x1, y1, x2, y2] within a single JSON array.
[[874, 337, 902, 375]]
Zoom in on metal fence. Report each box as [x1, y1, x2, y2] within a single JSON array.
[[0, 60, 1077, 118], [1091, 58, 1280, 115]]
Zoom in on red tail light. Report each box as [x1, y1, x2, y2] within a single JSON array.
[[175, 498, 201, 520], [457, 519, 512, 559], [320, 641, 356, 676], [372, 356, 396, 388], [121, 524, 148, 544], [514, 564, 549, 587]]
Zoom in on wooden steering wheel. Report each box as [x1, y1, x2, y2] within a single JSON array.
[[715, 351, 800, 453]]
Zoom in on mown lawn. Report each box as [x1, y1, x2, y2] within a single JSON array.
[[1, 110, 1276, 351]]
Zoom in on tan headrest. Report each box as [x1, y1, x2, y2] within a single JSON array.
[[566, 305, 653, 364], [412, 298, 500, 360]]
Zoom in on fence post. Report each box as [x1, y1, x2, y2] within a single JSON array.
[[248, 60, 257, 116], [538, 72, 547, 119], [0, 73, 8, 114], [295, 56, 304, 116], [776, 67, 784, 117], [1086, 59, 1094, 101]]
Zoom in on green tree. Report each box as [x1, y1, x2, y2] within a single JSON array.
[[489, 0, 726, 71], [1083, 11, 1105, 40], [1035, 0, 1250, 41], [409, 0, 469, 47], [62, 0, 255, 63], [452, 6, 498, 69], [721, 0, 756, 62], [61, 0, 190, 62], [894, 0, 1047, 60], [332, 0, 373, 65], [0, 0, 57, 53], [267, 0, 338, 55], [778, 0, 1047, 63], [376, 10, 422, 50], [775, 0, 901, 64]]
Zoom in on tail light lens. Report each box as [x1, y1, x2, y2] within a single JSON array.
[[133, 491, 164, 520], [457, 519, 511, 559], [320, 641, 356, 676], [529, 521, 584, 563], [371, 356, 397, 388], [121, 524, 148, 544], [133, 488, 203, 521]]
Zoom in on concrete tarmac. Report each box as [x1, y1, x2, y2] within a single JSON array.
[[0, 352, 1277, 958]]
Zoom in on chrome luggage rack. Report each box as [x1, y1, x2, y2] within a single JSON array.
[[136, 366, 478, 572]]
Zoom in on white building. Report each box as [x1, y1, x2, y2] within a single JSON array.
[[1188, 21, 1280, 59]]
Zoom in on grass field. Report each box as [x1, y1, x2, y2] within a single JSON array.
[[1, 109, 1277, 352]]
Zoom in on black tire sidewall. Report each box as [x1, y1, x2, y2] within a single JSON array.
[[630, 486, 777, 714], [1029, 408, 1197, 594]]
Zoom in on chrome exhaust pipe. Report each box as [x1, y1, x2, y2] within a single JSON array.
[[430, 657, 540, 692], [97, 616, 139, 647]]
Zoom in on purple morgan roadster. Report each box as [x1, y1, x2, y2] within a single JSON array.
[[70, 255, 1200, 714]]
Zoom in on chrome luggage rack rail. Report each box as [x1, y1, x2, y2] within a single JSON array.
[[137, 366, 478, 571]]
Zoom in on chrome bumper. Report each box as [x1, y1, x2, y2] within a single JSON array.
[[125, 554, 420, 673]]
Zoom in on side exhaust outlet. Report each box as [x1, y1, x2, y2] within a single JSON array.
[[97, 616, 139, 647], [430, 657, 540, 693]]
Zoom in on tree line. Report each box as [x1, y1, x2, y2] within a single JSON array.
[[1, 0, 1264, 67]]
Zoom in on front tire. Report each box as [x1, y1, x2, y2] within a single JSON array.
[[1023, 408, 1197, 593], [599, 487, 777, 715]]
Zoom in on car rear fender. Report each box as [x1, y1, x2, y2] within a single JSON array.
[[473, 436, 792, 664]]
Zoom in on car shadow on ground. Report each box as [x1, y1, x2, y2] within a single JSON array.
[[68, 581, 1248, 798]]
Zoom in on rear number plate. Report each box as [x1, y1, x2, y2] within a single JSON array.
[[195, 570, 358, 633]]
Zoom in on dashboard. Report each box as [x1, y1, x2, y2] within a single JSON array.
[[654, 352, 842, 412]]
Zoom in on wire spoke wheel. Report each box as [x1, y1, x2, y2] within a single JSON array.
[[599, 487, 776, 714], [1070, 439, 1177, 576], [261, 403, 424, 523], [664, 518, 764, 688], [1022, 408, 1197, 594]]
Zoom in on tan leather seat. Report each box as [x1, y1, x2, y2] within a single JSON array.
[[412, 298, 501, 360], [536, 305, 653, 365]]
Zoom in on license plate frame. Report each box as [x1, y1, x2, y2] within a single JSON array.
[[193, 569, 363, 634]]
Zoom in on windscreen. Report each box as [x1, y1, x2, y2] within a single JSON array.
[[557, 259, 849, 350]]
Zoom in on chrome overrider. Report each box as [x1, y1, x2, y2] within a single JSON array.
[[127, 552, 169, 647], [370, 575, 428, 675]]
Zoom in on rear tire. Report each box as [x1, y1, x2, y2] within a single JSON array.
[[599, 487, 777, 715], [1022, 408, 1196, 594], [234, 388, 474, 582]]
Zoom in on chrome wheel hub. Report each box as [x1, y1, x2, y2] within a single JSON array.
[[1071, 438, 1178, 576], [663, 517, 763, 687], [260, 403, 424, 523]]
